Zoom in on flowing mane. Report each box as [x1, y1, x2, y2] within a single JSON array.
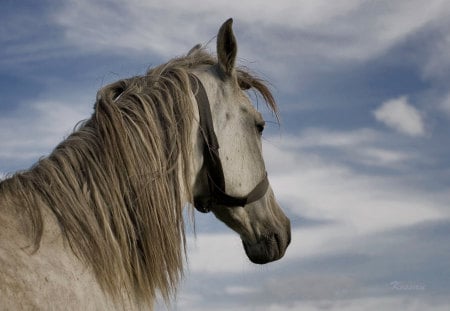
[[0, 48, 277, 306]]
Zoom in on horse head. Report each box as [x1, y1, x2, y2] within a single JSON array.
[[191, 19, 291, 264]]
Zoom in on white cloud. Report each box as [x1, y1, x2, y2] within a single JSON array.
[[373, 96, 425, 137], [175, 134, 450, 310], [54, 0, 448, 60], [356, 147, 412, 166], [422, 21, 450, 79], [3, 3, 450, 310], [0, 99, 91, 165], [262, 134, 447, 259], [185, 225, 350, 275], [54, 0, 216, 57], [272, 128, 417, 169], [186, 231, 251, 274], [439, 92, 450, 117], [183, 133, 447, 277], [4, 0, 450, 100], [277, 297, 446, 311], [266, 142, 443, 233], [50, 0, 450, 89], [291, 128, 380, 148], [224, 285, 258, 295]]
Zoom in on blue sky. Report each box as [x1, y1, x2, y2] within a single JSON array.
[[2, 1, 450, 310]]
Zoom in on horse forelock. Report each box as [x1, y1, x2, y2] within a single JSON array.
[[0, 48, 278, 307]]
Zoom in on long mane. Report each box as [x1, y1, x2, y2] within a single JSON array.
[[0, 49, 277, 306]]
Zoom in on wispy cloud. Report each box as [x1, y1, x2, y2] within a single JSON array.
[[0, 98, 91, 171], [186, 231, 250, 274], [265, 139, 445, 232], [182, 135, 447, 276], [274, 128, 418, 169], [53, 0, 216, 57], [175, 295, 450, 311], [289, 128, 380, 148], [373, 96, 426, 137], [421, 17, 450, 80], [176, 136, 450, 310], [2, 2, 450, 311], [438, 92, 450, 118], [49, 0, 450, 90], [53, 0, 449, 60]]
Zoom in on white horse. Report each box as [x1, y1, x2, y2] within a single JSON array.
[[0, 19, 291, 310]]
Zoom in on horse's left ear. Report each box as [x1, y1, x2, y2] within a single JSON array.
[[217, 18, 237, 76]]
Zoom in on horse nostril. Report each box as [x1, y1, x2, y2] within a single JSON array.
[[273, 233, 282, 251]]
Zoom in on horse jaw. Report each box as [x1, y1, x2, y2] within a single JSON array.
[[211, 188, 291, 264]]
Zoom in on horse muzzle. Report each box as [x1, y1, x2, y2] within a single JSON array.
[[242, 221, 291, 264]]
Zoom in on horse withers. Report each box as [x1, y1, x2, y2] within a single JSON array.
[[0, 19, 290, 310]]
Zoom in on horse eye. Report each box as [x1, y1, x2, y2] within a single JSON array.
[[256, 120, 266, 134]]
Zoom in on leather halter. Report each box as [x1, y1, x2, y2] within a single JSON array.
[[190, 74, 269, 213]]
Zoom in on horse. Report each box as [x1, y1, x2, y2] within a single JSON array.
[[0, 19, 291, 310]]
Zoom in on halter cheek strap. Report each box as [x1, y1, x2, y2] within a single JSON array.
[[190, 75, 269, 213]]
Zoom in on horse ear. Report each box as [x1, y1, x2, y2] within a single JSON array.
[[217, 18, 237, 76]]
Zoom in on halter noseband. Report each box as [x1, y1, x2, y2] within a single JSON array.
[[190, 74, 269, 213]]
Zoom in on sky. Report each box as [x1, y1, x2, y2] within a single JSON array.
[[1, 0, 450, 310]]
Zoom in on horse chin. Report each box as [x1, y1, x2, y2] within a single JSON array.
[[242, 230, 291, 264]]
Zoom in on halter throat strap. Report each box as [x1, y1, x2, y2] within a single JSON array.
[[190, 74, 269, 213]]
